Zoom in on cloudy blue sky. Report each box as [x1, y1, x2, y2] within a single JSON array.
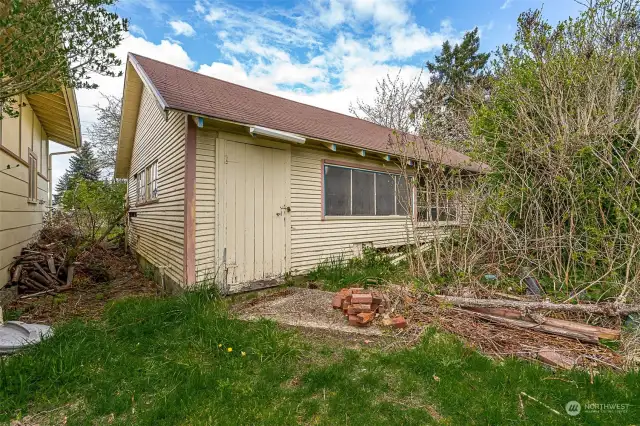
[[51, 0, 584, 186]]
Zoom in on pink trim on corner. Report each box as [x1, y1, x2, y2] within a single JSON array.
[[321, 159, 326, 220], [184, 115, 197, 285]]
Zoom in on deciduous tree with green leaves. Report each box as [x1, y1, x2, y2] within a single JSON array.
[[60, 178, 126, 242], [0, 0, 127, 117]]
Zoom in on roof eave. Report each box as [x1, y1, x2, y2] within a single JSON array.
[[114, 54, 170, 179]]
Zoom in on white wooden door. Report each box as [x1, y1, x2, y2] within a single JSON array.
[[221, 139, 288, 289]]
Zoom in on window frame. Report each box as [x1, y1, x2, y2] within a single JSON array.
[[27, 148, 38, 203], [136, 160, 158, 205], [416, 185, 460, 225], [321, 160, 415, 220]]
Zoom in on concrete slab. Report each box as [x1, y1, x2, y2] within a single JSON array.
[[234, 287, 383, 336]]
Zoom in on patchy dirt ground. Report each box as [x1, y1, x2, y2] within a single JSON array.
[[233, 287, 384, 336], [5, 246, 158, 324], [233, 284, 626, 371]]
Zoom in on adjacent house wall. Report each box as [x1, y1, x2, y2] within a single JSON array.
[[0, 96, 49, 287], [127, 87, 186, 287]]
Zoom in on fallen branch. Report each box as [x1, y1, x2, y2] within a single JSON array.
[[465, 310, 600, 344], [19, 289, 56, 299], [464, 307, 620, 340], [434, 295, 640, 316]]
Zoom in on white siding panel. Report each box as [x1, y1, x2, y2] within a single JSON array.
[[127, 87, 186, 286], [194, 128, 217, 281], [289, 145, 442, 273], [0, 115, 48, 287]]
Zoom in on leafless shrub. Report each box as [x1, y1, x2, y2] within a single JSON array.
[[354, 0, 640, 305]]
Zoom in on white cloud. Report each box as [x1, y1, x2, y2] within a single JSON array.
[[192, 0, 455, 116], [195, 1, 320, 48], [317, 0, 347, 27], [500, 0, 512, 10], [129, 24, 147, 38], [313, 0, 410, 29], [194, 0, 206, 14], [205, 8, 225, 22], [169, 20, 196, 37], [389, 23, 449, 58]]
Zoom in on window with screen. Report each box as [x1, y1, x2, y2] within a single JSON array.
[[323, 164, 412, 217], [416, 189, 458, 222]]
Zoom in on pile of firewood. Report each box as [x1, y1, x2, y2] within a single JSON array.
[[9, 243, 76, 295]]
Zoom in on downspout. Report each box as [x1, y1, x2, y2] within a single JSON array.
[[48, 150, 77, 209]]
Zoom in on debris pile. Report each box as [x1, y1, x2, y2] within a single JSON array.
[[9, 243, 76, 296], [332, 287, 406, 328], [386, 286, 631, 369]]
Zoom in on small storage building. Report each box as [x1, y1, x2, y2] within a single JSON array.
[[115, 54, 483, 293]]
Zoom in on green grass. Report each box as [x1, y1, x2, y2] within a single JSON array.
[[307, 248, 401, 291], [1, 291, 638, 425]]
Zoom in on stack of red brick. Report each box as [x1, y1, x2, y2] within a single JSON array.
[[332, 288, 406, 328]]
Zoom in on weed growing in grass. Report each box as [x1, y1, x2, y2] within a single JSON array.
[[307, 248, 400, 291]]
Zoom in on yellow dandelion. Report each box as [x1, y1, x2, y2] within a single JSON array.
[[227, 347, 233, 352], [241, 351, 246, 357], [218, 344, 222, 348]]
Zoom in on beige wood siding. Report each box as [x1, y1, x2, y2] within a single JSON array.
[[195, 127, 217, 282], [290, 145, 440, 273], [20, 98, 33, 160], [194, 125, 448, 285], [127, 87, 186, 286], [1, 98, 48, 287]]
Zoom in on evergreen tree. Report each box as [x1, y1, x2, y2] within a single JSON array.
[[426, 27, 490, 89], [54, 145, 101, 203]]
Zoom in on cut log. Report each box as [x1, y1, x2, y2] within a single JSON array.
[[537, 350, 576, 369], [464, 307, 620, 340], [465, 311, 600, 344], [66, 264, 75, 286], [47, 256, 56, 275], [435, 295, 640, 316], [23, 277, 49, 292], [33, 263, 57, 286], [11, 264, 23, 283], [30, 271, 51, 287]]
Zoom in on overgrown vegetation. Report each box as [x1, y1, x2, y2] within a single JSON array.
[[1, 292, 638, 424], [353, 0, 640, 306], [60, 178, 126, 242], [307, 248, 400, 291]]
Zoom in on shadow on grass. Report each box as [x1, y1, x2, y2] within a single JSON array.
[[1, 290, 638, 425]]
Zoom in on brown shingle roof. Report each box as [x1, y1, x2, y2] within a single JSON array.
[[131, 54, 484, 172]]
